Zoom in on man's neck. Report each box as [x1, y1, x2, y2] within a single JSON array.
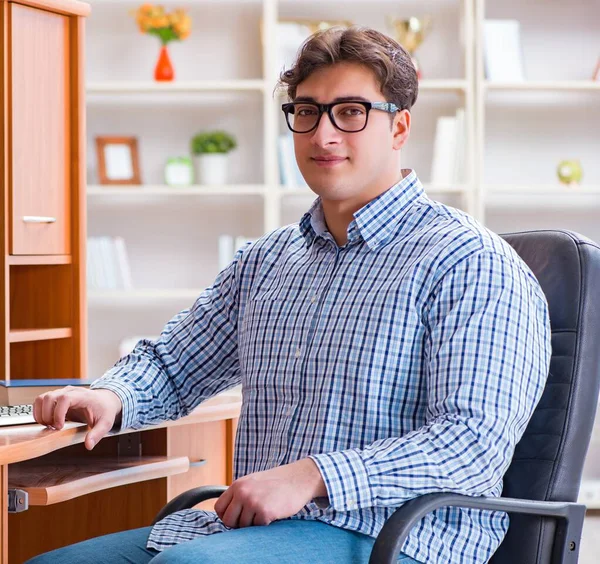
[[321, 170, 409, 247]]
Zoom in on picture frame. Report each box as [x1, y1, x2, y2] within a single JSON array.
[[95, 136, 142, 185]]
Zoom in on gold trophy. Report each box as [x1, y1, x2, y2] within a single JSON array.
[[387, 16, 432, 79], [280, 18, 353, 35]]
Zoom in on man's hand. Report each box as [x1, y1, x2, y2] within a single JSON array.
[[33, 386, 123, 451], [214, 458, 328, 529]]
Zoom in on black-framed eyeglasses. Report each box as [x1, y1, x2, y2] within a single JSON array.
[[281, 100, 400, 134]]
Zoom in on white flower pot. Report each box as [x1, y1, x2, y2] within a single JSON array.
[[193, 154, 229, 186]]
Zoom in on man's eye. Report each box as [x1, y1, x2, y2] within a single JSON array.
[[297, 108, 317, 116], [342, 107, 364, 116]]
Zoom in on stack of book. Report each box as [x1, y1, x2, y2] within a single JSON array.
[[430, 108, 466, 186], [0, 379, 93, 406], [278, 134, 309, 189], [218, 235, 259, 271], [87, 236, 133, 290]]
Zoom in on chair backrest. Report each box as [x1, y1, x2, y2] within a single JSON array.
[[491, 230, 600, 563]]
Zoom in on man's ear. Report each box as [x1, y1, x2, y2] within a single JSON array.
[[392, 109, 411, 151]]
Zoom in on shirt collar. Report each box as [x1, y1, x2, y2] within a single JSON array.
[[299, 169, 424, 251]]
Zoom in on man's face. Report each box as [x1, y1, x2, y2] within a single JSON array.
[[292, 61, 410, 206]]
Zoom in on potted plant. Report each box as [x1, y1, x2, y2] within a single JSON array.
[[191, 130, 237, 186]]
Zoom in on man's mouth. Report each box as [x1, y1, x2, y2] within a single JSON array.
[[311, 156, 348, 167]]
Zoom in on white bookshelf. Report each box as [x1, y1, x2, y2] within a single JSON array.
[[475, 0, 600, 225], [484, 81, 600, 92], [419, 79, 469, 91], [84, 4, 600, 556], [84, 0, 599, 393], [87, 80, 267, 93]]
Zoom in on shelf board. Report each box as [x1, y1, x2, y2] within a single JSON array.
[[485, 185, 600, 209], [8, 455, 190, 506], [419, 79, 468, 92], [86, 80, 266, 94], [485, 81, 600, 92], [8, 328, 72, 344], [8, 255, 72, 266], [87, 184, 266, 197], [88, 289, 203, 305]]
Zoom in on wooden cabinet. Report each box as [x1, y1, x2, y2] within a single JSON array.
[[9, 3, 71, 256], [1, 0, 89, 383]]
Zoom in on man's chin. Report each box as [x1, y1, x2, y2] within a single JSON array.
[[307, 183, 351, 201]]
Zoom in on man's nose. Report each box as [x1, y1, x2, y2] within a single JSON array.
[[310, 111, 341, 146]]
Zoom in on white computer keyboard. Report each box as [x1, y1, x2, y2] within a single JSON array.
[[0, 404, 36, 427]]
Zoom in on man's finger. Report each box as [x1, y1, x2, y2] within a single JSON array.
[[53, 395, 72, 430], [85, 417, 113, 450], [221, 495, 243, 529], [238, 506, 256, 528], [32, 396, 43, 425], [214, 487, 233, 519], [41, 395, 58, 427]]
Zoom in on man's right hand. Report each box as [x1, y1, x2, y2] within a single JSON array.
[[33, 386, 123, 451]]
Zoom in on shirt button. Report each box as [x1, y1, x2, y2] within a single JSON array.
[[310, 294, 317, 304], [295, 347, 301, 358]]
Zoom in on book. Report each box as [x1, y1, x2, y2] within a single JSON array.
[[278, 134, 297, 188], [430, 108, 467, 186], [218, 235, 258, 270], [100, 236, 118, 289], [483, 20, 525, 82], [114, 236, 134, 290], [0, 379, 93, 406], [453, 108, 466, 184], [218, 234, 234, 271], [430, 115, 458, 185], [278, 134, 308, 189], [87, 236, 133, 290]]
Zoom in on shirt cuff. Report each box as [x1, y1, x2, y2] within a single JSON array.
[[90, 373, 137, 432], [309, 449, 373, 512]]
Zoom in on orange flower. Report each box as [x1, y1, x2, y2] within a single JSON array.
[[132, 3, 192, 41], [150, 15, 169, 28]]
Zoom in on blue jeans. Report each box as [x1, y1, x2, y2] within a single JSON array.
[[25, 519, 422, 563]]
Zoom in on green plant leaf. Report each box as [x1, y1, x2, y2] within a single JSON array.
[[191, 130, 237, 154]]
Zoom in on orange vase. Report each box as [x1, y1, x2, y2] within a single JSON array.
[[154, 44, 174, 82]]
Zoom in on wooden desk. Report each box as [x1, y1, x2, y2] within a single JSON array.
[[0, 392, 241, 563]]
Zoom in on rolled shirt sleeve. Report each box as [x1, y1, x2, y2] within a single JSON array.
[[310, 250, 552, 512], [90, 244, 249, 432]]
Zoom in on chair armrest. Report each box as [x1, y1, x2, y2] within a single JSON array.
[[152, 485, 227, 525], [369, 493, 586, 564]]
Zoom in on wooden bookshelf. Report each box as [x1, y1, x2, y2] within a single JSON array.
[[8, 328, 72, 344], [1, 0, 88, 385]]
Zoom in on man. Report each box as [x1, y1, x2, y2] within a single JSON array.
[[28, 26, 551, 564]]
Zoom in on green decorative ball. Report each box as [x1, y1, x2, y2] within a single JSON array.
[[557, 160, 583, 185]]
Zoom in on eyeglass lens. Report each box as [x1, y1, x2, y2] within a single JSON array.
[[287, 103, 367, 133]]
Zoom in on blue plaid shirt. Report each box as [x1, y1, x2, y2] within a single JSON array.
[[91, 170, 551, 563]]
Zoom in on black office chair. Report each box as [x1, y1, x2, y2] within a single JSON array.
[[153, 230, 600, 564]]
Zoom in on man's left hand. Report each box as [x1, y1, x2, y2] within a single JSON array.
[[214, 458, 328, 528]]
